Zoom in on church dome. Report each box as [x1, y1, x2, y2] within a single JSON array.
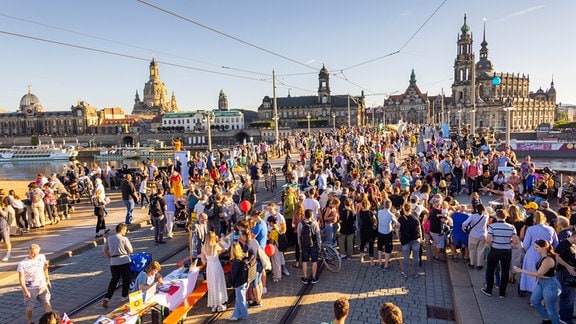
[[19, 92, 40, 108], [319, 64, 329, 77], [461, 14, 470, 34]]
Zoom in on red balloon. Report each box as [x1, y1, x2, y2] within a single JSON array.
[[264, 244, 275, 257], [239, 200, 252, 213]]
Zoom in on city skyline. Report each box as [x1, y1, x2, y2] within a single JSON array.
[[0, 0, 573, 113]]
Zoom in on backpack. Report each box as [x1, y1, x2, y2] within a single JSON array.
[[149, 196, 163, 217], [261, 162, 271, 174], [278, 233, 289, 252], [30, 190, 40, 203], [300, 220, 316, 248], [91, 195, 102, 207], [240, 254, 257, 284]]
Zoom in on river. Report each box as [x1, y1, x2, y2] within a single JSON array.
[[0, 157, 573, 181]]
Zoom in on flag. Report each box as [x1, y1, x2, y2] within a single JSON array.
[[61, 313, 73, 324]]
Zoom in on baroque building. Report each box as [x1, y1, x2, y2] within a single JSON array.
[[382, 69, 429, 124], [0, 86, 99, 136], [257, 65, 365, 129], [132, 59, 179, 116], [438, 15, 556, 131]]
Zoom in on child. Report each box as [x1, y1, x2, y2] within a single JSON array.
[[524, 168, 536, 195], [266, 215, 282, 282]]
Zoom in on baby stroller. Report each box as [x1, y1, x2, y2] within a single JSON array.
[[78, 175, 94, 199], [55, 191, 73, 219], [174, 200, 188, 228], [128, 252, 153, 290]]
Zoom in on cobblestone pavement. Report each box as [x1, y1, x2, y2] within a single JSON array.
[[2, 148, 541, 324], [183, 239, 454, 324], [0, 202, 191, 324]]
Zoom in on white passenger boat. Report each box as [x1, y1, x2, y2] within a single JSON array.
[[0, 144, 78, 162]]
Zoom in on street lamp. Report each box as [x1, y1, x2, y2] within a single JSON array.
[[331, 112, 336, 132], [306, 113, 311, 135], [504, 97, 514, 148], [457, 109, 462, 134], [202, 111, 215, 151], [272, 114, 279, 144]]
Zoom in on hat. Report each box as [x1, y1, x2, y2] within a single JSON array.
[[524, 202, 539, 210], [485, 206, 496, 217], [298, 193, 306, 200]]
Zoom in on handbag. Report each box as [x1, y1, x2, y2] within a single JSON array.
[[257, 247, 272, 271], [464, 215, 483, 234], [561, 269, 576, 288]]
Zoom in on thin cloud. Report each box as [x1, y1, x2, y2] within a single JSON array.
[[496, 5, 546, 21]]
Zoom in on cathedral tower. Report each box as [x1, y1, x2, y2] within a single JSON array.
[[318, 64, 331, 104], [451, 14, 475, 106]]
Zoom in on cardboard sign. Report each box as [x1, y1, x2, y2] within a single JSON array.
[[129, 290, 143, 312]]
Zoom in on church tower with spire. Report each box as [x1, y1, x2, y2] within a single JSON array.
[[451, 13, 475, 106], [218, 89, 229, 111], [445, 14, 557, 131], [317, 64, 331, 104]]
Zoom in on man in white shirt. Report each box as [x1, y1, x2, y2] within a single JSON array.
[[302, 188, 321, 221], [316, 169, 328, 194], [18, 244, 52, 323], [377, 200, 398, 270]]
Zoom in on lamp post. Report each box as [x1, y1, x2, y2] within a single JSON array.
[[457, 109, 462, 134], [347, 95, 351, 128], [504, 97, 514, 148], [306, 113, 311, 135], [331, 112, 336, 132], [203, 111, 214, 151]]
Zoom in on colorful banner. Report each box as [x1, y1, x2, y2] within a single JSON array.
[[516, 143, 552, 151]]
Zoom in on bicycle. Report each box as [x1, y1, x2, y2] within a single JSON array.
[[320, 241, 341, 272]]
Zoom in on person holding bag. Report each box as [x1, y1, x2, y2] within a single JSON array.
[[554, 232, 576, 323], [514, 240, 561, 323], [322, 198, 340, 246], [462, 204, 488, 269], [228, 242, 250, 321]]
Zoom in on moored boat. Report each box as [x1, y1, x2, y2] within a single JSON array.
[[503, 139, 576, 158], [0, 144, 78, 162]]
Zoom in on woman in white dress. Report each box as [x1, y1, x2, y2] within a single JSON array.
[[201, 231, 228, 312]]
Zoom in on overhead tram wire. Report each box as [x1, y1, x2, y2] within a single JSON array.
[[338, 0, 449, 72], [0, 30, 271, 82], [136, 0, 318, 72], [136, 0, 378, 95], [0, 12, 271, 78]]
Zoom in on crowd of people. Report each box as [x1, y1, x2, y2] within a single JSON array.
[[8, 122, 576, 323]]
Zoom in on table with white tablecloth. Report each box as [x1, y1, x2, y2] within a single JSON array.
[[93, 267, 200, 324]]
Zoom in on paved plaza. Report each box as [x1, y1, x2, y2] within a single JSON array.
[[0, 151, 544, 324]]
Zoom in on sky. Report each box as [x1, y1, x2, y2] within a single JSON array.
[[0, 0, 574, 113]]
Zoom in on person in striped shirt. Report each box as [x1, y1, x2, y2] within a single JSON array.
[[481, 209, 520, 298]]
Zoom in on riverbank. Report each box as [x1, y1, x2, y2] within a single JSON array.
[[0, 180, 33, 197]]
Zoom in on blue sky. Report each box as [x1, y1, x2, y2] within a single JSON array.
[[0, 0, 573, 113]]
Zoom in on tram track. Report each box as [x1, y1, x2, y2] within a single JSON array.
[[202, 263, 327, 324], [67, 242, 190, 317]]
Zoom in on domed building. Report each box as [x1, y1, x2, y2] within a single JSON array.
[[132, 58, 179, 116], [0, 86, 99, 136]]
